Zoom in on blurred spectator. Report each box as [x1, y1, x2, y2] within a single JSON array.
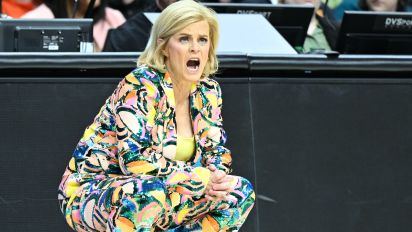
[[22, 0, 125, 51], [334, 0, 407, 22], [279, 0, 339, 53], [358, 0, 407, 11], [103, 0, 276, 52], [1, 0, 41, 18], [332, 0, 359, 21], [201, 0, 273, 3], [322, 0, 342, 9], [108, 0, 152, 19], [103, 0, 175, 52]]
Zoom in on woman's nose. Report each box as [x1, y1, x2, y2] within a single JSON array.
[[190, 42, 200, 53]]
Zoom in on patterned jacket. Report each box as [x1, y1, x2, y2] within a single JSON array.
[[58, 65, 232, 208]]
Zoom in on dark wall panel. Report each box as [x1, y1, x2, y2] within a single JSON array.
[[220, 80, 257, 232], [2, 75, 412, 232], [251, 79, 412, 232], [0, 81, 118, 231]]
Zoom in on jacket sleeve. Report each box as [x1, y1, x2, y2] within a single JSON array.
[[114, 69, 211, 197], [200, 80, 233, 174]]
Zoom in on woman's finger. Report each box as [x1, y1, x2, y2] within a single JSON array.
[[211, 170, 226, 183], [207, 189, 229, 198], [223, 194, 237, 202], [212, 181, 232, 191], [219, 175, 234, 184], [208, 164, 217, 171]]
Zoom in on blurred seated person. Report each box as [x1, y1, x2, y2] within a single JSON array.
[[103, 0, 176, 52], [107, 0, 152, 19], [359, 0, 407, 11], [279, 0, 339, 53], [1, 0, 41, 18], [102, 0, 274, 53], [333, 0, 360, 21], [22, 0, 125, 51], [201, 0, 273, 3]]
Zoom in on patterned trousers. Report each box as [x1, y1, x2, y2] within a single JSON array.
[[60, 175, 255, 231]]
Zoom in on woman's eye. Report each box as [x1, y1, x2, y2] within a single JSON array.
[[199, 38, 208, 45], [179, 37, 189, 43]]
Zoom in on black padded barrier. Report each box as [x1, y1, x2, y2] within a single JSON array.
[[1, 53, 412, 232]]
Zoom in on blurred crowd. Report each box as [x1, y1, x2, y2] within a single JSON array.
[[2, 0, 412, 53]]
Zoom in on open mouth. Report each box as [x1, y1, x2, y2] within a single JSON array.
[[186, 58, 200, 72]]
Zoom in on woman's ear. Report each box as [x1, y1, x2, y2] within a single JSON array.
[[162, 49, 168, 57], [158, 38, 168, 57]]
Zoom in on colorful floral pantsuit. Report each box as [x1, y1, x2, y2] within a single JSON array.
[[61, 175, 254, 231], [58, 66, 255, 231]]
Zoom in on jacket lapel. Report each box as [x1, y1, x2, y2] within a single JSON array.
[[190, 80, 211, 164]]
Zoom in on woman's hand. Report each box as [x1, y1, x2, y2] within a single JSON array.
[[205, 164, 234, 202]]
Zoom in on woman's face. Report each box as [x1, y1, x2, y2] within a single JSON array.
[[163, 20, 211, 83], [366, 0, 398, 11]]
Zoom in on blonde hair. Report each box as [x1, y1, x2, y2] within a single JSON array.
[[138, 0, 219, 78]]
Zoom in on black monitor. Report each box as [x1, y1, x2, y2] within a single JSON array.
[[202, 3, 314, 48], [0, 19, 93, 52], [336, 11, 412, 55]]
